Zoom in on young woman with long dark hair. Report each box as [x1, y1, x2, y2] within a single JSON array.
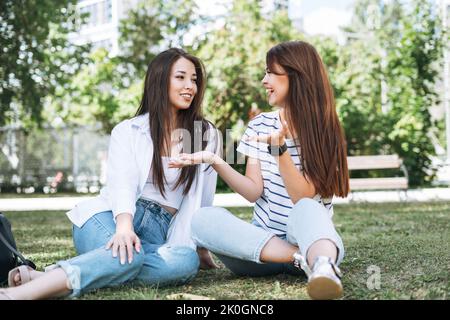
[[1, 48, 219, 300]]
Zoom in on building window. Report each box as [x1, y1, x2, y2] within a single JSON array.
[[80, 0, 112, 28], [107, 0, 112, 22]]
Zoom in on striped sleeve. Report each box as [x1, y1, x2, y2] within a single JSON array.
[[236, 124, 264, 159]]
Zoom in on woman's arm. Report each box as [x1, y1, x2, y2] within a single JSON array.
[[169, 152, 264, 202], [248, 121, 316, 204], [104, 120, 142, 264], [275, 151, 316, 204], [211, 154, 264, 202], [106, 120, 140, 221]]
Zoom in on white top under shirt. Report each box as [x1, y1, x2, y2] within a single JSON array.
[[236, 110, 333, 236], [141, 157, 184, 210]]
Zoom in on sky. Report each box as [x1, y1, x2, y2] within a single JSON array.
[[290, 0, 355, 41]]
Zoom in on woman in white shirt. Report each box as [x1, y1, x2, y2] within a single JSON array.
[[1, 48, 219, 300], [170, 41, 350, 300]]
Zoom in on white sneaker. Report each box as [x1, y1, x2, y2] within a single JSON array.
[[293, 253, 343, 300]]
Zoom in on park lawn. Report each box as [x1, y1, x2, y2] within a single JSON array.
[[2, 201, 449, 300]]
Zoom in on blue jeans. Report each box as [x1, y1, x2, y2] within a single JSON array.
[[191, 198, 345, 277], [53, 198, 199, 297]]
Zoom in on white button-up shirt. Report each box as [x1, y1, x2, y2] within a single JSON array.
[[66, 114, 219, 248]]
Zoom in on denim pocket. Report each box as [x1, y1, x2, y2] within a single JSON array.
[[133, 202, 147, 234]]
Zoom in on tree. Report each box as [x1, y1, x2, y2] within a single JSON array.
[[384, 0, 444, 185], [0, 0, 89, 127], [195, 0, 303, 134], [118, 0, 199, 81], [45, 49, 141, 133], [337, 0, 444, 186]]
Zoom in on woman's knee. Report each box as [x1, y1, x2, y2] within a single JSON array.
[[130, 248, 146, 269], [156, 246, 200, 285], [175, 247, 200, 282], [289, 198, 328, 224], [102, 246, 146, 273]]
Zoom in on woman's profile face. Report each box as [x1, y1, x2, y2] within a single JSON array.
[[168, 57, 198, 112], [261, 62, 289, 108]]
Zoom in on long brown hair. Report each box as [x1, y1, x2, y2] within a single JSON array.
[[266, 41, 349, 198], [135, 48, 211, 198]]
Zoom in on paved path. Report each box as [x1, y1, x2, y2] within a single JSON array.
[[1, 188, 449, 211]]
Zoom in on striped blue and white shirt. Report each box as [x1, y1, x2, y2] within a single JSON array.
[[236, 110, 334, 236]]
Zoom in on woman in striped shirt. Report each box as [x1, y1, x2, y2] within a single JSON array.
[[169, 41, 350, 300]]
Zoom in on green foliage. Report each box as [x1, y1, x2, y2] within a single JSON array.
[[195, 0, 302, 134], [336, 0, 444, 186], [0, 0, 89, 127], [46, 49, 141, 133], [384, 0, 444, 185], [118, 0, 199, 80], [5, 0, 444, 187]]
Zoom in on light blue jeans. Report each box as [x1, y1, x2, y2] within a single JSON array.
[[52, 198, 199, 298], [191, 198, 345, 277]]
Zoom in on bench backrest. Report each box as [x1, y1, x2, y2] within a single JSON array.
[[347, 155, 403, 170]]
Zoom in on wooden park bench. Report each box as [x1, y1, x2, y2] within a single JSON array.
[[347, 155, 409, 192]]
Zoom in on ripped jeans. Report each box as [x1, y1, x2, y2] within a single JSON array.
[[191, 198, 344, 277], [50, 198, 199, 297]]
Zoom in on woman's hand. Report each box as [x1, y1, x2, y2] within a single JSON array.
[[168, 151, 216, 168], [245, 120, 289, 146], [106, 230, 141, 265], [105, 213, 141, 265], [197, 247, 219, 270]]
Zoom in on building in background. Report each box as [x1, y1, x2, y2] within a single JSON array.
[[287, 0, 304, 32], [68, 0, 139, 56]]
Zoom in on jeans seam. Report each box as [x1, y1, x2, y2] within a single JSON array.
[[91, 215, 115, 238]]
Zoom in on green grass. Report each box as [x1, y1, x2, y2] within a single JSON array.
[[2, 201, 450, 300]]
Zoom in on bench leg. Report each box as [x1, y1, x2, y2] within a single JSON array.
[[398, 189, 408, 202]]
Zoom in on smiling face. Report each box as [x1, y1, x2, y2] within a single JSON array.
[[261, 62, 289, 108], [168, 57, 198, 113]]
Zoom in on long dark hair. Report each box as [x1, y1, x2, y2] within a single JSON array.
[[135, 48, 211, 198], [266, 41, 349, 198]]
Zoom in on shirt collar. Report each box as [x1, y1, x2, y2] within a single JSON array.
[[130, 113, 150, 134]]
